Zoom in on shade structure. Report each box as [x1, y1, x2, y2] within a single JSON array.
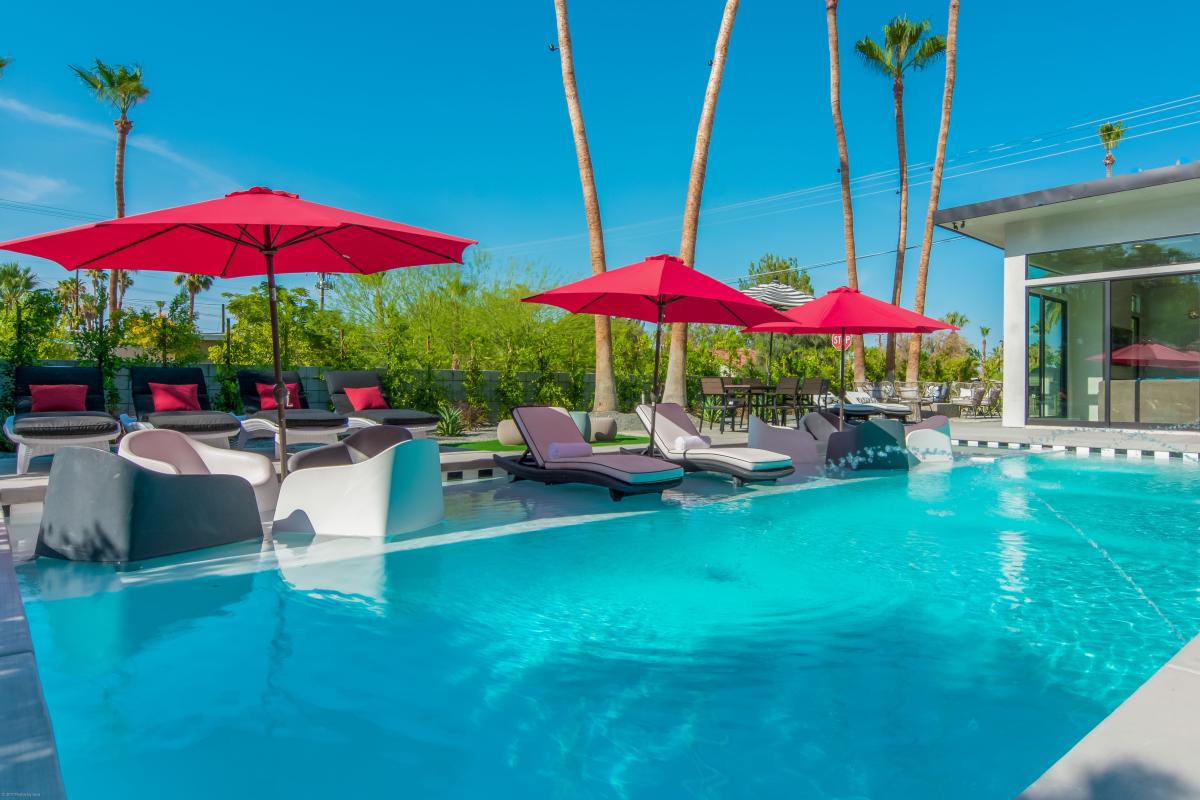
[[741, 281, 814, 383], [523, 254, 788, 454], [1088, 341, 1200, 369], [744, 286, 955, 428], [0, 187, 476, 475]]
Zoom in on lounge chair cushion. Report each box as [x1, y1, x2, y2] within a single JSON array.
[[12, 411, 119, 439], [543, 453, 683, 485], [680, 447, 793, 471], [142, 410, 241, 435], [547, 441, 593, 460], [349, 408, 439, 427], [248, 409, 347, 429], [30, 384, 88, 412]]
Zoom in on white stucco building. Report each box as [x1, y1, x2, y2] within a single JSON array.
[[935, 162, 1200, 430]]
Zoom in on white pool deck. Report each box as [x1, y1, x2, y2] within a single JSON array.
[[3, 419, 1200, 797]]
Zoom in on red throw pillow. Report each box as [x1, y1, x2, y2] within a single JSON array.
[[30, 384, 88, 412], [149, 382, 201, 412], [344, 385, 389, 411], [256, 382, 300, 410]]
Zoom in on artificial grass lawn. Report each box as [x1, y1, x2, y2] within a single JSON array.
[[448, 434, 650, 453]]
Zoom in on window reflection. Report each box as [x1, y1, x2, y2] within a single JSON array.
[[1028, 233, 1200, 279]]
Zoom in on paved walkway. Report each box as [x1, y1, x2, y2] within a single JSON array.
[[949, 418, 1200, 456]]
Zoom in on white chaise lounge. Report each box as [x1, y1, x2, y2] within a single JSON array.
[[494, 406, 684, 501], [635, 403, 794, 486]]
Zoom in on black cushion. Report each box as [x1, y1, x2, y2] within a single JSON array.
[[13, 366, 107, 413], [325, 370, 385, 414], [237, 369, 311, 413], [249, 409, 347, 428], [129, 366, 214, 416], [347, 408, 438, 426], [12, 411, 119, 439], [142, 410, 240, 434]]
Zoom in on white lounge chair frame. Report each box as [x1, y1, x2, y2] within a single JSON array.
[[4, 415, 118, 476], [120, 414, 235, 448], [237, 416, 348, 458]]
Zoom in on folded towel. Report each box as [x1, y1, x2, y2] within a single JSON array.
[[547, 441, 593, 460], [673, 435, 710, 451]]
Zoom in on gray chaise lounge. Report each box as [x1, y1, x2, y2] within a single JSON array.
[[494, 406, 684, 500], [124, 366, 241, 446], [36, 446, 263, 563], [3, 365, 121, 475], [324, 370, 439, 432], [236, 369, 349, 456]]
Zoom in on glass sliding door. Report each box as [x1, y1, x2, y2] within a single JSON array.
[[1106, 273, 1200, 427], [1027, 282, 1105, 423]]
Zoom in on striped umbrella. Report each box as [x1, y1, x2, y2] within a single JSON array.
[[741, 282, 814, 383]]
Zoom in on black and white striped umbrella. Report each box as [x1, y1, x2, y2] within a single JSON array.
[[741, 282, 813, 383]]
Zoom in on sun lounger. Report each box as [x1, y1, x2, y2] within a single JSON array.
[[122, 366, 240, 447], [843, 390, 913, 420], [494, 406, 683, 500], [3, 365, 121, 475], [325, 370, 439, 434], [236, 369, 349, 457], [635, 403, 794, 486]]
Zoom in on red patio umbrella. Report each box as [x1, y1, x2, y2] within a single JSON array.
[[0, 187, 475, 475], [523, 254, 787, 454], [1088, 341, 1200, 369], [744, 286, 955, 429]]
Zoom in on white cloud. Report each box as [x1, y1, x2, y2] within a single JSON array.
[[0, 95, 237, 190], [0, 168, 71, 202]]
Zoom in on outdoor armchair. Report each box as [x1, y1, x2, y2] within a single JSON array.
[[699, 376, 740, 433], [124, 366, 240, 447], [747, 415, 823, 477], [119, 428, 279, 519], [273, 425, 443, 538]]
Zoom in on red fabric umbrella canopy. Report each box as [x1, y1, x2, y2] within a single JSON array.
[[0, 187, 475, 276], [1089, 342, 1200, 369], [743, 286, 955, 335], [523, 254, 787, 327]]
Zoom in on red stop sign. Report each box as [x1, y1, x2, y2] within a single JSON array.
[[830, 333, 852, 351]]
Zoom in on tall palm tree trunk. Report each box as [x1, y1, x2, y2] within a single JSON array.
[[826, 0, 865, 383], [905, 0, 959, 383], [189, 290, 196, 322], [885, 76, 908, 381], [110, 115, 132, 325], [553, 0, 618, 413], [663, 0, 739, 406]]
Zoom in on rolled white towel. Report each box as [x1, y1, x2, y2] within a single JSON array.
[[547, 441, 594, 460], [673, 434, 711, 452]]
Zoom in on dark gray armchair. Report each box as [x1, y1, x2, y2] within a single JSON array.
[[802, 411, 914, 473], [36, 447, 263, 563]]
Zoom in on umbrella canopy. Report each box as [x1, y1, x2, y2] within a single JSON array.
[[0, 187, 475, 475], [741, 281, 814, 311], [524, 254, 787, 328], [743, 286, 955, 429], [740, 281, 814, 383], [745, 286, 952, 335], [523, 254, 787, 454], [1088, 341, 1200, 369]]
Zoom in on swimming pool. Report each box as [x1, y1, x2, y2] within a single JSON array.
[[17, 454, 1200, 799]]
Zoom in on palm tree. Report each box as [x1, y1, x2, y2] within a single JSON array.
[[0, 56, 10, 77], [552, 0, 618, 413], [116, 270, 134, 309], [54, 278, 82, 323], [173, 273, 214, 322], [906, 0, 959, 384], [663, 0, 740, 405], [0, 262, 39, 347], [70, 59, 149, 324], [826, 0, 865, 383], [1098, 121, 1125, 177], [855, 17, 945, 381], [979, 325, 990, 377]]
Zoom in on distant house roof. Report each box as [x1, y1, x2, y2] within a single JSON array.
[[934, 162, 1200, 248]]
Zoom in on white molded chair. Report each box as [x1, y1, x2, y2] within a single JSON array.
[[272, 427, 444, 538], [118, 428, 279, 519]]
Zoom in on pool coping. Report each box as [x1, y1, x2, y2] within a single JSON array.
[[0, 513, 66, 799], [1018, 633, 1200, 799]]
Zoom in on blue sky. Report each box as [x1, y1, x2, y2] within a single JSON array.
[[1, 0, 1197, 348]]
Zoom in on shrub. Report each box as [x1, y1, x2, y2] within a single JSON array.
[[435, 403, 465, 436]]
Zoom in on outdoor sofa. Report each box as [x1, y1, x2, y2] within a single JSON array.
[[4, 365, 121, 475], [236, 369, 349, 456], [635, 403, 794, 486], [494, 406, 683, 501], [122, 366, 240, 446]]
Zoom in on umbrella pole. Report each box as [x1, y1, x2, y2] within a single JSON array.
[[838, 326, 846, 432], [767, 332, 774, 385], [646, 303, 664, 458], [264, 248, 290, 478]]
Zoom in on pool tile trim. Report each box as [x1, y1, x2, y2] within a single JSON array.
[[950, 439, 1193, 460]]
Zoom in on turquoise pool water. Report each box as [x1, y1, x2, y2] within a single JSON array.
[[17, 455, 1200, 799]]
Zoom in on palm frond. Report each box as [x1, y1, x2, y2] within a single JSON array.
[[1098, 121, 1126, 149], [854, 36, 895, 77], [909, 35, 947, 70], [0, 56, 10, 77], [70, 59, 149, 114]]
